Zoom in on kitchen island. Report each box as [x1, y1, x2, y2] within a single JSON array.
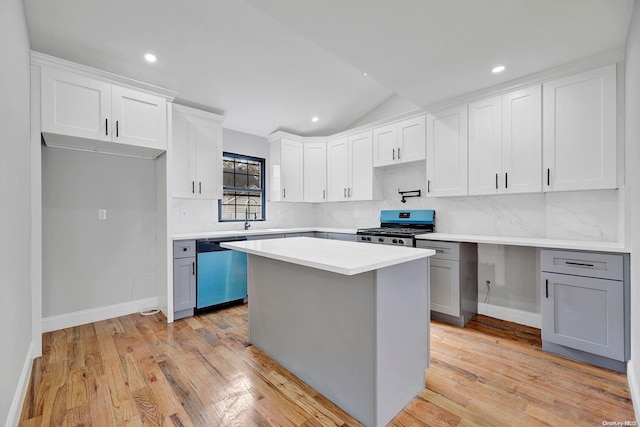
[[221, 237, 435, 427]]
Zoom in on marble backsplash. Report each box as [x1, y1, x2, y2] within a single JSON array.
[[315, 163, 624, 244]]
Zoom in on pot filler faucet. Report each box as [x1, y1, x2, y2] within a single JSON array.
[[244, 198, 259, 230]]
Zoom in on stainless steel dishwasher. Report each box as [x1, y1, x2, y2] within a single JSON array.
[[196, 236, 248, 313]]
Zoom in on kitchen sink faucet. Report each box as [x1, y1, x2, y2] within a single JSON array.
[[244, 198, 258, 230]]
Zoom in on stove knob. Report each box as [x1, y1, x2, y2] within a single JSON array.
[[392, 239, 398, 244], [367, 237, 372, 241], [398, 239, 404, 245], [378, 238, 384, 243]]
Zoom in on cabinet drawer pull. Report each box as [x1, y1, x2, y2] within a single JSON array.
[[565, 261, 595, 268], [105, 118, 108, 136], [192, 261, 195, 276]]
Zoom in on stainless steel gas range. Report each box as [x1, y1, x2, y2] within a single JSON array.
[[357, 210, 435, 247]]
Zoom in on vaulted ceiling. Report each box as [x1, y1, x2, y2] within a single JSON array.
[[23, 0, 634, 137]]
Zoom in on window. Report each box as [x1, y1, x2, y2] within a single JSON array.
[[218, 152, 266, 222]]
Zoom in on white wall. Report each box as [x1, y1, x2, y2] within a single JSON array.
[[171, 128, 315, 233], [42, 147, 158, 317], [624, 0, 640, 417], [0, 0, 33, 424], [316, 163, 622, 314]]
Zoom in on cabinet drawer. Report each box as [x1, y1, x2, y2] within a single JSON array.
[[540, 249, 623, 280], [173, 240, 195, 259], [416, 240, 459, 261]]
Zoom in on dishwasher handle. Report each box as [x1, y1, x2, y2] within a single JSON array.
[[197, 236, 247, 253]]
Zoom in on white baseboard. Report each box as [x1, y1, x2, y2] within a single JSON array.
[[42, 297, 159, 332], [478, 302, 541, 328], [627, 360, 640, 422], [5, 341, 35, 427]]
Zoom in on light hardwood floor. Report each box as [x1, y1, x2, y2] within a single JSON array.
[[20, 304, 635, 426]]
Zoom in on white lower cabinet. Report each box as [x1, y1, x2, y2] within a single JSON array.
[[416, 240, 477, 326], [540, 249, 629, 372]]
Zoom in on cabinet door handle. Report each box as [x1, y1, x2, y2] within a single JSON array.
[[545, 279, 549, 298], [397, 147, 401, 159], [199, 181, 202, 194], [344, 188, 347, 198], [283, 188, 286, 199], [116, 120, 119, 138], [505, 172, 508, 189], [427, 180, 431, 193], [192, 181, 195, 194], [192, 261, 195, 276], [392, 148, 396, 160], [348, 188, 351, 197], [495, 173, 499, 190], [105, 118, 108, 136], [547, 168, 550, 186], [323, 189, 326, 200]]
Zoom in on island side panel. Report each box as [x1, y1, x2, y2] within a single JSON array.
[[375, 257, 430, 427], [247, 254, 377, 426]]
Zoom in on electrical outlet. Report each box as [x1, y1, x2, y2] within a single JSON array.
[[98, 209, 107, 220], [180, 208, 188, 220]]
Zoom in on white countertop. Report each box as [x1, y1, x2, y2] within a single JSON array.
[[221, 237, 436, 276], [173, 227, 357, 241], [416, 232, 630, 253]]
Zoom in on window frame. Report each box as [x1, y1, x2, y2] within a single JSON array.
[[218, 152, 266, 223]]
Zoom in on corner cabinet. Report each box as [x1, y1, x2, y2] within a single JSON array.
[[468, 85, 542, 195], [372, 115, 425, 167], [540, 249, 629, 372], [269, 135, 304, 202], [543, 64, 618, 192], [40, 66, 169, 159], [303, 141, 327, 203], [327, 130, 381, 202], [426, 105, 468, 197], [172, 104, 224, 199]]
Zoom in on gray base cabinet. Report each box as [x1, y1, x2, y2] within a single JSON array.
[[540, 249, 629, 372], [416, 240, 478, 326], [173, 240, 196, 320]]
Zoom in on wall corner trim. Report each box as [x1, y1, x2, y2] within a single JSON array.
[[627, 360, 640, 423]]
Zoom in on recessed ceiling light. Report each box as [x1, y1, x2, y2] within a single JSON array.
[[144, 53, 157, 63], [311, 117, 319, 122], [492, 65, 506, 74], [363, 72, 368, 76]]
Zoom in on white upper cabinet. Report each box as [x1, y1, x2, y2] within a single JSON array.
[[41, 67, 111, 141], [327, 137, 350, 202], [111, 86, 167, 151], [40, 66, 169, 159], [426, 105, 468, 197], [269, 135, 304, 202], [468, 85, 542, 195], [502, 86, 542, 194], [303, 142, 327, 203], [468, 96, 503, 195], [543, 64, 617, 192], [172, 105, 223, 199], [373, 115, 426, 167], [327, 131, 380, 202]]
